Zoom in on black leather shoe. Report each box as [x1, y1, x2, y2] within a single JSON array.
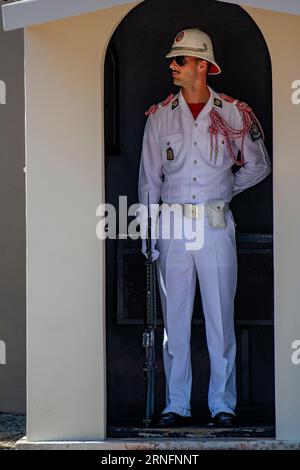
[[212, 412, 236, 428], [155, 412, 191, 428]]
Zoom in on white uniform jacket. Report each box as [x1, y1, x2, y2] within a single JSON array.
[[138, 86, 271, 207]]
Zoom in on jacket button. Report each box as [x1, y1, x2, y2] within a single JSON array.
[[194, 160, 197, 164], [193, 177, 196, 182]]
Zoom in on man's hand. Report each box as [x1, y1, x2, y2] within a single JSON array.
[[142, 239, 160, 261]]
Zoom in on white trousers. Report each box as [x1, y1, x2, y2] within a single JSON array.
[[156, 207, 237, 418]]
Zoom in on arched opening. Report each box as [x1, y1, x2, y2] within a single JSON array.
[[104, 0, 273, 434]]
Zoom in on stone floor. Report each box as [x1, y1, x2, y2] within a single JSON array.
[[2, 416, 300, 451], [0, 413, 275, 450], [0, 413, 26, 450], [107, 423, 275, 439]]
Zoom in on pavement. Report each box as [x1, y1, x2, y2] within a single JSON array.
[[0, 413, 26, 450]]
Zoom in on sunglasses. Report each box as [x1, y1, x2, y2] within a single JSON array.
[[167, 56, 200, 67]]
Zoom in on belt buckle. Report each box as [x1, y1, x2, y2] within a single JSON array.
[[184, 204, 200, 219]]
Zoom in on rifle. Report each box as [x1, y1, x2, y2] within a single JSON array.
[[142, 197, 157, 427]]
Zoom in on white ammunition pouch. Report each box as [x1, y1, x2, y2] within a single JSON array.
[[205, 199, 229, 228]]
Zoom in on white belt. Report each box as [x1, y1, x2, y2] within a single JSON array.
[[163, 201, 229, 219]]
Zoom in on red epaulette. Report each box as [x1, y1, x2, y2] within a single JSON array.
[[220, 93, 239, 105], [220, 93, 256, 124], [145, 94, 174, 116]]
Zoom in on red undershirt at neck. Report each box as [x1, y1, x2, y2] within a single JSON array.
[[188, 102, 206, 120]]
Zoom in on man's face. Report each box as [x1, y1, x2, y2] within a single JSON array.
[[168, 56, 203, 88]]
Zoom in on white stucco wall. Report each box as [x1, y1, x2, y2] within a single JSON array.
[[25, 2, 138, 441], [23, 1, 300, 442], [243, 6, 300, 441]]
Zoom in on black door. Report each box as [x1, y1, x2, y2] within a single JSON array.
[[105, 0, 273, 426]]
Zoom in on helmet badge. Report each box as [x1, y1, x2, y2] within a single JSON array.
[[175, 31, 184, 42]]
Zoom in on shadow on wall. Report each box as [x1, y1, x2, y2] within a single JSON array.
[[0, 15, 26, 413]]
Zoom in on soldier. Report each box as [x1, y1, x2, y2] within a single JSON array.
[[138, 28, 271, 427]]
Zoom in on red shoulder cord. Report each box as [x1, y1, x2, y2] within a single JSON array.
[[145, 94, 174, 116], [208, 94, 265, 166]]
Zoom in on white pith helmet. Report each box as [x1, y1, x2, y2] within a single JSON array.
[[166, 28, 221, 75]]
